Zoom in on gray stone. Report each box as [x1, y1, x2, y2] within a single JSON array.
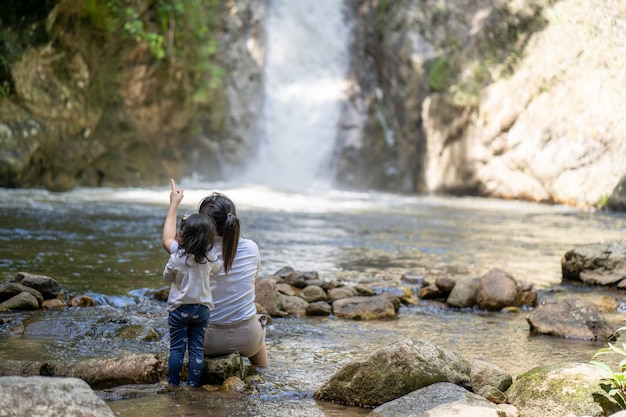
[[368, 382, 506, 417], [314, 338, 471, 407], [0, 376, 115, 417], [506, 363, 606, 417]]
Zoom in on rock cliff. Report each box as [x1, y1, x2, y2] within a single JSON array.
[[338, 0, 626, 209]]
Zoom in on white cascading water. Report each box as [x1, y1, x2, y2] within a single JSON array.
[[238, 0, 351, 191]]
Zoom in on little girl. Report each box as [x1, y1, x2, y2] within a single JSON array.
[[162, 179, 222, 388]]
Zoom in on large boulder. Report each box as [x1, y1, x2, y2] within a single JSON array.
[[506, 363, 606, 417], [0, 376, 115, 417], [14, 272, 62, 299], [313, 338, 471, 407], [526, 299, 615, 341]]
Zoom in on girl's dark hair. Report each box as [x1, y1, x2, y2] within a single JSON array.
[[198, 192, 240, 273], [179, 213, 216, 266]]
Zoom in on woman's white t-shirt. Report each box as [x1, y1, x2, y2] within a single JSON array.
[[209, 237, 260, 324]]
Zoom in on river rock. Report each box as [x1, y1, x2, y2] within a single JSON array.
[[561, 241, 626, 287], [279, 294, 309, 316], [327, 286, 358, 301], [276, 283, 296, 296], [300, 285, 327, 302], [332, 295, 396, 320], [446, 276, 479, 308], [0, 282, 44, 306], [314, 338, 471, 407], [353, 283, 376, 296], [0, 376, 115, 417], [435, 276, 456, 295], [526, 299, 615, 340], [203, 353, 243, 384], [255, 278, 287, 317], [275, 268, 320, 289], [368, 382, 507, 417], [306, 301, 332, 316], [14, 272, 62, 299], [506, 363, 606, 417], [470, 359, 513, 394], [0, 292, 40, 311], [476, 269, 518, 311]]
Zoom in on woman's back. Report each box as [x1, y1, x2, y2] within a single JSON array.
[[209, 237, 260, 324]]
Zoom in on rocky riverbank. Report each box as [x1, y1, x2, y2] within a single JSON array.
[[2, 241, 626, 416]]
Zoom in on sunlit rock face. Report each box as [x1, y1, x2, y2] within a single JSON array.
[[337, 0, 626, 209]]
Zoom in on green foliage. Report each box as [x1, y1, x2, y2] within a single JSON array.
[[592, 326, 626, 410], [52, 0, 225, 100], [0, 1, 53, 99], [428, 56, 450, 92], [597, 194, 611, 209]]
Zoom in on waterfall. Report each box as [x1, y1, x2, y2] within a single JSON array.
[[239, 0, 351, 191]]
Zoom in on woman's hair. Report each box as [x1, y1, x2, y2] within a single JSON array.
[[198, 192, 240, 273], [178, 213, 216, 266]]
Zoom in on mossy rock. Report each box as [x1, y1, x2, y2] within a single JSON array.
[[506, 363, 607, 417]]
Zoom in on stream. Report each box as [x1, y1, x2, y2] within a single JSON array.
[[1, 184, 626, 416]]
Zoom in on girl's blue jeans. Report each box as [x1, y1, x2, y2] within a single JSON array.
[[167, 304, 210, 387]]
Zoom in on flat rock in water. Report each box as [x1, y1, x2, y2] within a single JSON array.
[[0, 376, 115, 417]]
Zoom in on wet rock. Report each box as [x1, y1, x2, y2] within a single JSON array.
[[368, 382, 507, 417], [526, 298, 615, 340], [0, 282, 44, 306], [23, 318, 90, 339], [14, 272, 62, 299], [332, 295, 396, 320], [476, 269, 518, 311], [68, 295, 97, 307], [506, 363, 606, 417], [314, 338, 471, 407], [221, 376, 246, 391], [203, 353, 243, 384], [561, 241, 626, 287], [115, 324, 160, 342], [0, 292, 40, 311], [0, 376, 115, 417]]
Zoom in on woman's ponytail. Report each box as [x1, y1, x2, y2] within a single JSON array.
[[199, 193, 240, 273]]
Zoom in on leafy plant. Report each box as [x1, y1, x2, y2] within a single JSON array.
[[591, 326, 626, 410]]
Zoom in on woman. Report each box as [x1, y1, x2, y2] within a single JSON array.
[[198, 191, 269, 367]]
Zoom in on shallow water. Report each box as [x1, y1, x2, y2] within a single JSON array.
[[1, 184, 626, 416]]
